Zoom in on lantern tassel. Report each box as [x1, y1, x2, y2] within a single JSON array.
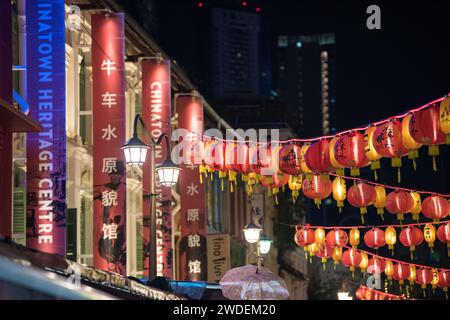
[[323, 263, 326, 271], [408, 150, 419, 171], [350, 167, 360, 177], [336, 168, 345, 176], [314, 198, 321, 208], [360, 214, 365, 225], [428, 145, 439, 172]]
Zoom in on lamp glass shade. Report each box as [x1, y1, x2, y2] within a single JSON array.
[[156, 159, 181, 187], [337, 292, 352, 300], [243, 222, 262, 244], [259, 237, 273, 255], [121, 136, 149, 167]]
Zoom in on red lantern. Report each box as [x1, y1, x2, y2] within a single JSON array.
[[279, 144, 303, 175], [325, 229, 349, 248], [304, 139, 334, 174], [347, 182, 376, 224], [302, 174, 332, 207], [333, 132, 369, 177], [410, 105, 446, 171], [232, 143, 250, 174], [437, 222, 450, 257], [249, 144, 272, 175], [438, 270, 450, 297], [341, 248, 362, 275], [399, 226, 424, 260], [415, 268, 433, 292], [316, 244, 333, 270], [271, 172, 290, 205], [393, 263, 410, 285], [294, 227, 315, 247], [368, 257, 385, 274], [372, 120, 408, 182], [204, 140, 226, 172], [422, 195, 450, 222], [364, 228, 386, 249], [385, 190, 414, 222], [355, 286, 366, 300]]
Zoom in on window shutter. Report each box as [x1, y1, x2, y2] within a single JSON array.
[[135, 219, 144, 277], [12, 187, 26, 246]]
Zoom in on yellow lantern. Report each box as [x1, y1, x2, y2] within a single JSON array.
[[332, 177, 347, 212], [329, 136, 345, 176], [408, 265, 416, 286], [332, 246, 342, 270], [385, 260, 394, 282], [373, 186, 386, 220], [409, 192, 422, 221], [349, 228, 360, 249], [385, 226, 397, 255], [307, 242, 319, 263], [364, 126, 382, 180], [402, 114, 422, 170], [423, 224, 436, 252], [440, 96, 450, 144], [359, 252, 369, 273], [300, 143, 313, 178], [288, 175, 302, 202], [314, 228, 326, 248]]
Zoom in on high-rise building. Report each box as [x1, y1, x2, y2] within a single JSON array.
[[211, 7, 260, 101], [275, 33, 336, 138]]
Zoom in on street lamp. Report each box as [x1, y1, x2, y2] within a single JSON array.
[[243, 222, 262, 244], [258, 235, 273, 255], [121, 113, 180, 278]]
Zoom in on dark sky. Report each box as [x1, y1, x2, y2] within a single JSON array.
[[263, 0, 450, 131]]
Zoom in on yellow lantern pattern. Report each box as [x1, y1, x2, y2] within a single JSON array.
[[288, 175, 302, 202], [423, 224, 436, 252], [314, 228, 326, 248], [300, 143, 313, 177], [359, 252, 368, 273], [332, 247, 342, 270], [332, 177, 346, 212], [373, 185, 387, 220], [409, 192, 422, 221], [364, 126, 382, 180], [408, 265, 416, 286], [349, 228, 360, 249], [440, 96, 450, 144], [329, 136, 345, 176], [402, 114, 422, 170], [431, 268, 439, 290], [385, 226, 397, 255]]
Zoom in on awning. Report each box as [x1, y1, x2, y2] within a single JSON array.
[[0, 98, 41, 132]]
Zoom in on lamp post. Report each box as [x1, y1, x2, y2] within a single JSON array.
[[121, 114, 180, 279], [242, 207, 271, 267]]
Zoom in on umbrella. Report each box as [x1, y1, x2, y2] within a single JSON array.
[[220, 265, 289, 300]]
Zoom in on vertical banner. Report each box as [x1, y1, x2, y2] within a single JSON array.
[[177, 96, 207, 281], [207, 234, 230, 283], [26, 0, 66, 254], [141, 59, 173, 279], [0, 0, 13, 238], [91, 13, 127, 275]]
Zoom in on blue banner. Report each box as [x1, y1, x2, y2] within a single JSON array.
[[26, 0, 67, 255]]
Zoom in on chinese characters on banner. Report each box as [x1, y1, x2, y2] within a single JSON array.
[[91, 13, 127, 275], [26, 0, 66, 254], [141, 59, 173, 278], [177, 96, 207, 281]]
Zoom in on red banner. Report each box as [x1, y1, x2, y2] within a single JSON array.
[[0, 0, 12, 238], [91, 13, 127, 275], [141, 59, 172, 279], [177, 96, 207, 281]]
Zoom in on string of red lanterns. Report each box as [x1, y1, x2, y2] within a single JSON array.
[[188, 95, 449, 192], [355, 285, 410, 300], [294, 223, 450, 258]]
